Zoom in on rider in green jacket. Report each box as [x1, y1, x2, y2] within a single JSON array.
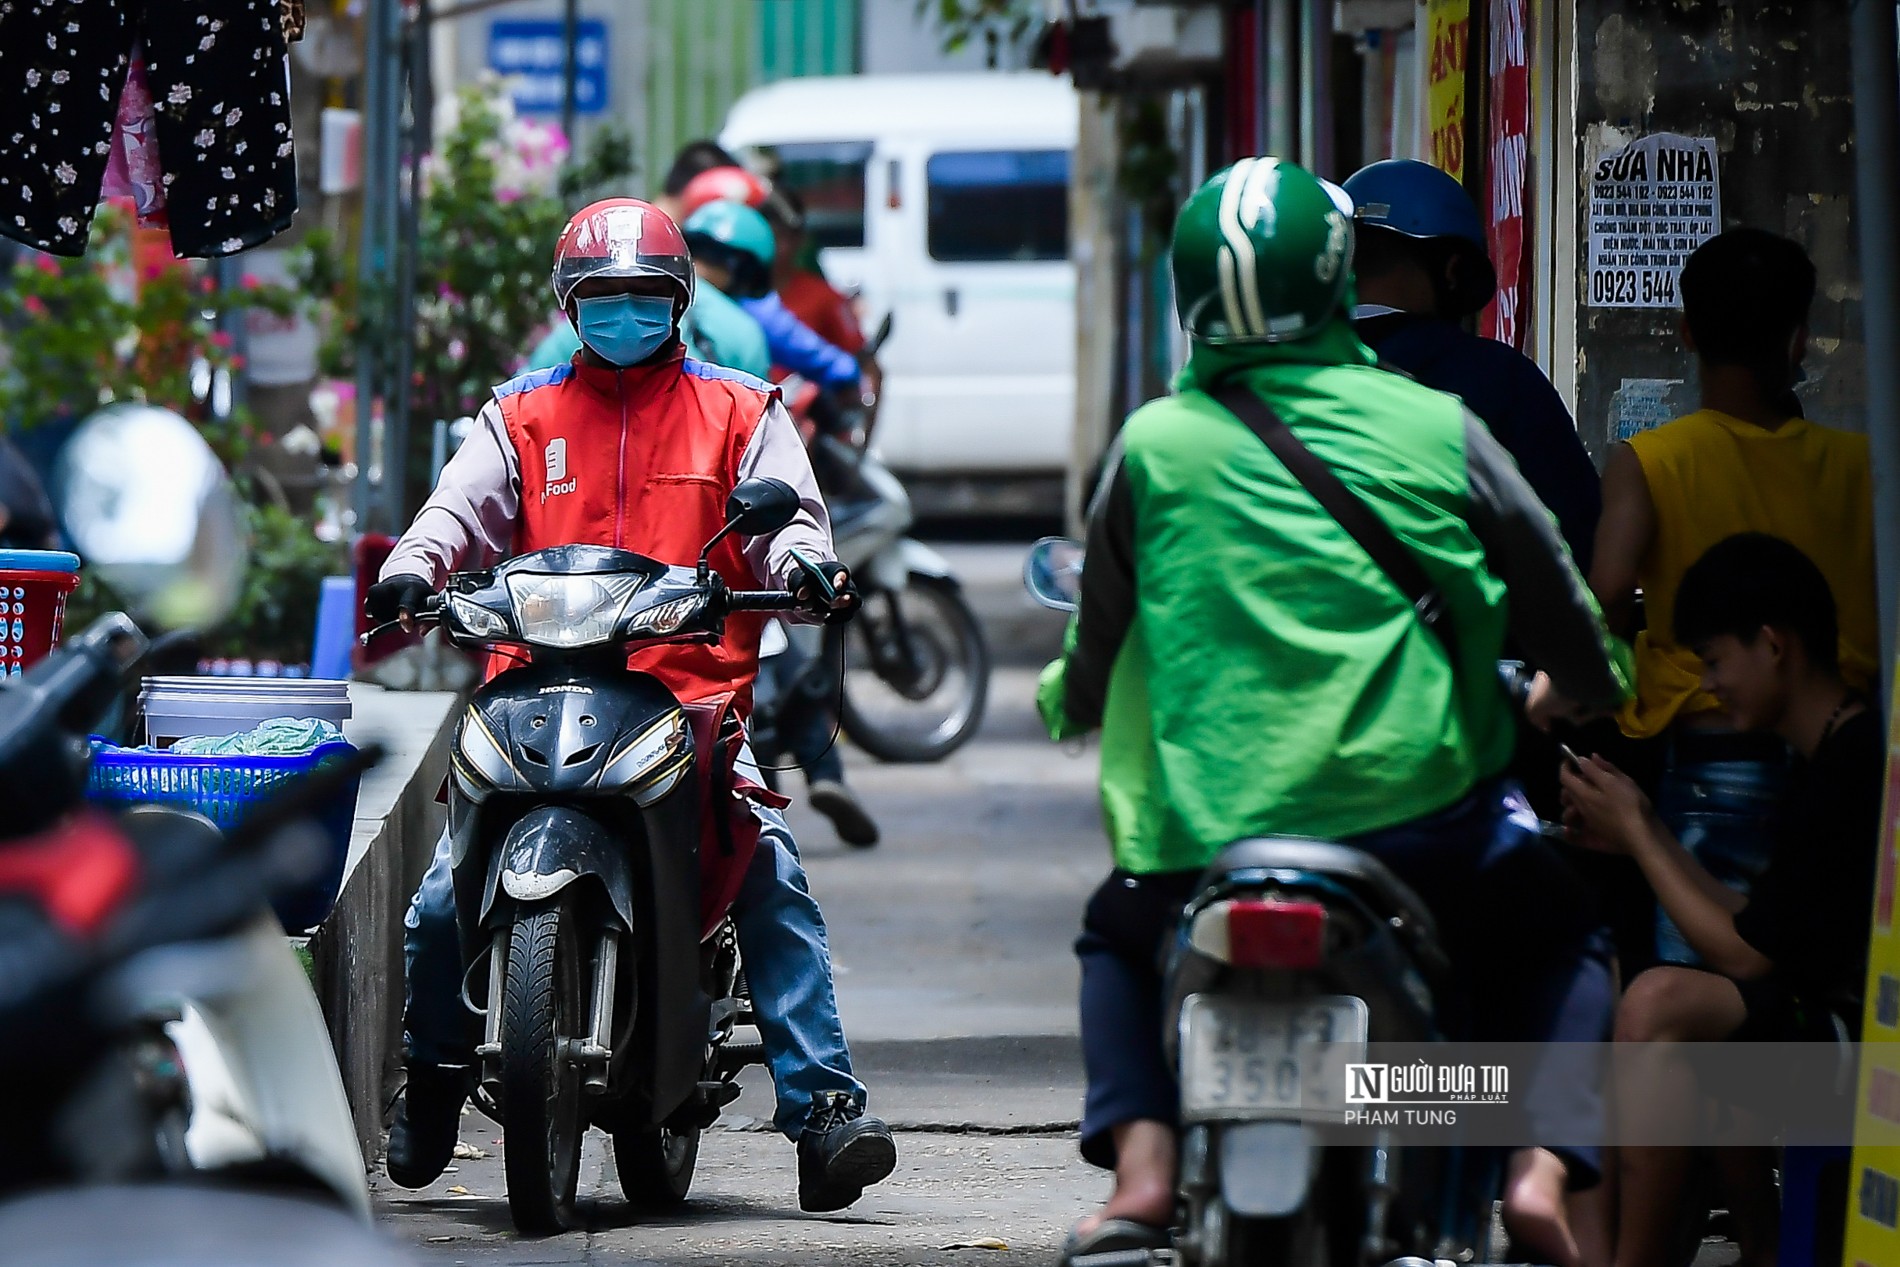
[[1043, 159, 1629, 1267]]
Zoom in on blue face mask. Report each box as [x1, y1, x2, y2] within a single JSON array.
[[574, 293, 676, 367]]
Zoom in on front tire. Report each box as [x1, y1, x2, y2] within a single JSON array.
[[841, 574, 989, 763], [499, 899, 586, 1235], [613, 1125, 701, 1208]]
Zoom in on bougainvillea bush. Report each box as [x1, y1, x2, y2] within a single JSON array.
[[0, 200, 298, 460], [299, 78, 635, 508]]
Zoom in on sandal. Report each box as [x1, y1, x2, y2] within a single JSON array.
[[1059, 1217, 1172, 1267]]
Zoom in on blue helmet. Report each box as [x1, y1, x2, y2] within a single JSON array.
[[1343, 159, 1496, 315]]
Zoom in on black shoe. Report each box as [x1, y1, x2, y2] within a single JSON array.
[[808, 780, 880, 848], [796, 1093, 896, 1213], [384, 1063, 468, 1189]]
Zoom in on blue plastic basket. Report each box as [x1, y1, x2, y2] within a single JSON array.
[[84, 740, 364, 933]]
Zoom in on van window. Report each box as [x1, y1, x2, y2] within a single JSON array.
[[926, 150, 1070, 263], [761, 141, 872, 250]]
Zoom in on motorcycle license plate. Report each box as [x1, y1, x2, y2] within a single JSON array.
[[1179, 995, 1368, 1121]]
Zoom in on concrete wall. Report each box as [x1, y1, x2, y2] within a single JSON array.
[[1571, 0, 1862, 455], [313, 687, 459, 1162]]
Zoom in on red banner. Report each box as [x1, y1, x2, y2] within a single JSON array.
[[1481, 0, 1530, 347]]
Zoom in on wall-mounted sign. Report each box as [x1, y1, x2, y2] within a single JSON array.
[[1586, 131, 1720, 308], [1423, 0, 1470, 180], [488, 19, 609, 117]]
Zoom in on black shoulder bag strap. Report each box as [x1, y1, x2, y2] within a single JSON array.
[[1211, 383, 1458, 663]]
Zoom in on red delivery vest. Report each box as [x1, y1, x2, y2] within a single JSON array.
[[484, 347, 779, 708]]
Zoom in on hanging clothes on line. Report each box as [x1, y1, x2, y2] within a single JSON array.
[[99, 45, 167, 230], [0, 0, 299, 258]]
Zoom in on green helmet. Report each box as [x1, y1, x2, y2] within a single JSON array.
[[1171, 157, 1356, 345], [682, 199, 777, 270]]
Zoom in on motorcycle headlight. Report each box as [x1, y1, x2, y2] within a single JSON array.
[[448, 592, 511, 640], [627, 594, 705, 638], [504, 573, 645, 648]]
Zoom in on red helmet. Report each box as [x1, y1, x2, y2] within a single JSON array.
[[550, 198, 694, 310], [678, 165, 770, 219]]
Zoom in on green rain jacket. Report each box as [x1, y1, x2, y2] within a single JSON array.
[[1039, 318, 1628, 876]]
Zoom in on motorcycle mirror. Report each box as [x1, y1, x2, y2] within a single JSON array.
[[52, 404, 249, 629], [698, 477, 803, 582], [1023, 536, 1085, 612], [723, 477, 801, 537]]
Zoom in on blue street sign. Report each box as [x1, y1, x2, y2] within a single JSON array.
[[487, 19, 609, 117]]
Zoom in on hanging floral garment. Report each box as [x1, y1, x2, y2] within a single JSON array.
[[98, 45, 167, 230], [0, 0, 299, 258]]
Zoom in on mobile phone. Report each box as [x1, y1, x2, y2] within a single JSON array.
[[1558, 743, 1584, 770], [788, 547, 837, 603]]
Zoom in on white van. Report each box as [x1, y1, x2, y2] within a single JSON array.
[[721, 74, 1077, 496]]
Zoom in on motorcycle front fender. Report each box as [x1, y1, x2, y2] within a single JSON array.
[[479, 805, 634, 932], [866, 537, 957, 592]]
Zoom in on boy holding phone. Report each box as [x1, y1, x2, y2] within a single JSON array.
[[1560, 532, 1882, 1266]]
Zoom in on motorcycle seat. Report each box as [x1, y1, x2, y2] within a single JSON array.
[[1201, 837, 1438, 945]]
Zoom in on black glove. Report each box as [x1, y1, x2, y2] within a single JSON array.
[[366, 574, 434, 625], [793, 558, 860, 625]]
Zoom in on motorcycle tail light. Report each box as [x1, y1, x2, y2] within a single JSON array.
[[1190, 898, 1327, 969]]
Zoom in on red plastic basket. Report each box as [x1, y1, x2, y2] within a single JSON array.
[[0, 560, 82, 676]]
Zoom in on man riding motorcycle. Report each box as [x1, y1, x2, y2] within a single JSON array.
[[367, 197, 897, 1214], [682, 198, 882, 845], [1040, 160, 1629, 1267], [1342, 158, 1600, 567], [677, 185, 862, 394]]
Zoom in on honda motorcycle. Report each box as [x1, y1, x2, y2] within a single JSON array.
[[386, 478, 819, 1234], [1026, 537, 1517, 1267], [0, 404, 407, 1265]]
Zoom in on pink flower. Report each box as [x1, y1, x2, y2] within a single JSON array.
[[21, 296, 47, 318], [239, 272, 261, 290], [495, 187, 522, 203], [230, 355, 247, 370], [210, 331, 234, 350], [33, 255, 58, 274], [139, 260, 165, 281], [200, 276, 216, 294]]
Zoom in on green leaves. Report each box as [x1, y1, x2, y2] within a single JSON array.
[[0, 204, 303, 439], [920, 0, 1039, 54]]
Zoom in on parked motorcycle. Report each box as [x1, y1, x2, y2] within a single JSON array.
[[377, 478, 821, 1233], [1025, 537, 1515, 1267], [782, 336, 989, 765], [0, 405, 406, 1264]]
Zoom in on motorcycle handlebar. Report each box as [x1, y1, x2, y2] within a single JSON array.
[[723, 589, 803, 612], [359, 594, 443, 646]]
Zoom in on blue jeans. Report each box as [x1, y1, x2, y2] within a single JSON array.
[[757, 635, 844, 785], [1077, 782, 1613, 1182], [403, 769, 864, 1139], [1653, 749, 1785, 967]]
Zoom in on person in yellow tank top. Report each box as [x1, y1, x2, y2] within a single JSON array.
[[1589, 228, 1877, 978]]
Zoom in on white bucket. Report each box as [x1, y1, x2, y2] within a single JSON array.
[[140, 676, 353, 746]]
